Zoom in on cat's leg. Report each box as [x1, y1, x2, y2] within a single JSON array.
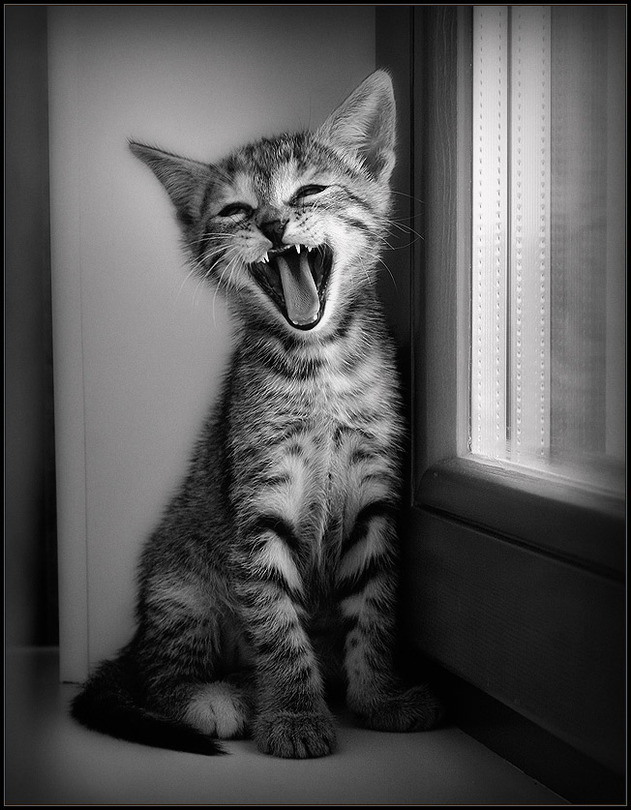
[[134, 583, 252, 740], [233, 520, 336, 758], [337, 502, 444, 732]]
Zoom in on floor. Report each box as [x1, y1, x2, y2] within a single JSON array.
[[5, 649, 566, 806]]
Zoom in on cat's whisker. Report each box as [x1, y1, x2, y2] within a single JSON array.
[[376, 258, 399, 292], [389, 220, 425, 242], [224, 255, 244, 295], [376, 234, 424, 253], [188, 233, 236, 249], [178, 257, 211, 301], [372, 224, 425, 253], [373, 233, 398, 251], [199, 252, 235, 307], [173, 262, 205, 309], [391, 188, 426, 206], [211, 250, 242, 312], [212, 254, 245, 322], [389, 212, 424, 224], [180, 247, 231, 309]]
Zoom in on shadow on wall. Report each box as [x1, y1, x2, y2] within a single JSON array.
[[6, 5, 59, 647]]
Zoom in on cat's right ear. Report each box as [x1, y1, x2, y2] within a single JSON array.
[[129, 141, 212, 227]]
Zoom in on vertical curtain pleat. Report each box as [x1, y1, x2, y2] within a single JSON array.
[[470, 6, 623, 490], [472, 6, 508, 459]]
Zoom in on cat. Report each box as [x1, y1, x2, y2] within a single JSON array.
[[70, 70, 443, 759]]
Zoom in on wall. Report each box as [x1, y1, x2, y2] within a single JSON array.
[[6, 6, 58, 647], [48, 5, 375, 682]]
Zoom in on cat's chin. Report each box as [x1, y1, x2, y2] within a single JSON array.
[[250, 244, 332, 332]]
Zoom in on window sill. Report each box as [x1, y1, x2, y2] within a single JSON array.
[[403, 455, 625, 779], [416, 455, 624, 580]]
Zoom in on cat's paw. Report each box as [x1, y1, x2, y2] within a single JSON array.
[[353, 684, 444, 733], [184, 681, 251, 739], [254, 709, 337, 758]]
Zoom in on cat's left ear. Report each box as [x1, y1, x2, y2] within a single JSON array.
[[318, 69, 396, 183]]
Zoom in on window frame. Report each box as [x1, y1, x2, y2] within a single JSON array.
[[377, 6, 625, 802]]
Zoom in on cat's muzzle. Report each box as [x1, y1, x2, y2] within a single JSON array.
[[251, 244, 332, 330]]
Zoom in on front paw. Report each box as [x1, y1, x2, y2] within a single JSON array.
[[254, 709, 337, 758], [354, 684, 444, 733]]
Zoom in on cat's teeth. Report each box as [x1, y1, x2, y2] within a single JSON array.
[[295, 244, 301, 253], [307, 246, 312, 252], [262, 252, 269, 263]]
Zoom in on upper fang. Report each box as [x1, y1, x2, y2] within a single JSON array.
[[295, 244, 301, 253]]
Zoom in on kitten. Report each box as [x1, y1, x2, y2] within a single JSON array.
[[71, 70, 443, 758]]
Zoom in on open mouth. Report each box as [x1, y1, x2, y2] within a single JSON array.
[[251, 244, 332, 330]]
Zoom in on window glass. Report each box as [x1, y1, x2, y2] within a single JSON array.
[[471, 5, 625, 494]]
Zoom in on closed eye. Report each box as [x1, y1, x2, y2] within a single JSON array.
[[217, 203, 253, 218], [292, 185, 328, 203]]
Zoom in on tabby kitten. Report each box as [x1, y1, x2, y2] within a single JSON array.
[[71, 70, 443, 759]]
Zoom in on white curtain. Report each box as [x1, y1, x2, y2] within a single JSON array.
[[471, 5, 624, 492]]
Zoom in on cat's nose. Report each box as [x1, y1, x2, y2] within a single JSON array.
[[259, 218, 287, 249]]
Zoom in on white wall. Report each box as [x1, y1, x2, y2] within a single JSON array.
[[49, 5, 375, 682]]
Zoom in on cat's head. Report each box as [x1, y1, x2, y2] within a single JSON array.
[[130, 70, 396, 337]]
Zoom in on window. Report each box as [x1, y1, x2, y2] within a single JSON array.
[[377, 6, 625, 802], [471, 6, 625, 493]]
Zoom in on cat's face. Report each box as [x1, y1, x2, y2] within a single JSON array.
[[131, 71, 396, 337], [191, 135, 386, 334]]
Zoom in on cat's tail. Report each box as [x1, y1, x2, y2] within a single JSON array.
[[70, 657, 224, 756]]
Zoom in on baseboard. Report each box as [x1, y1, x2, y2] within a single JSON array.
[[413, 659, 626, 805]]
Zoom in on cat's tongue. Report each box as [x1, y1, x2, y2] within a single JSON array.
[[276, 251, 320, 327]]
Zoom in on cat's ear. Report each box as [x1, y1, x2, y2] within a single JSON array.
[[129, 141, 212, 226], [318, 69, 396, 183]]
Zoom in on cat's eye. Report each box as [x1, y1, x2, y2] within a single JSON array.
[[217, 203, 252, 218], [292, 185, 328, 203]]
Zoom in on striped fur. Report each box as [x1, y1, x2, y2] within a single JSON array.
[[71, 71, 443, 759]]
